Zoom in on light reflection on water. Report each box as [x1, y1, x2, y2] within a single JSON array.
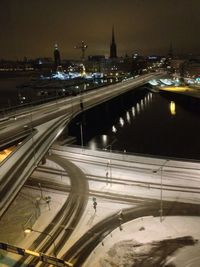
[[87, 91, 154, 153], [83, 90, 200, 160], [170, 101, 176, 116]]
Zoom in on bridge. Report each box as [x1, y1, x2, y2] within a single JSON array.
[[0, 72, 164, 217]]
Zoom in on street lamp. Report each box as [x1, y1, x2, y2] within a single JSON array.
[[77, 122, 84, 151], [105, 138, 117, 185], [153, 159, 169, 222], [105, 144, 112, 185], [70, 95, 74, 114], [24, 227, 56, 257], [55, 89, 58, 107], [26, 107, 37, 167], [38, 182, 44, 200], [160, 160, 169, 222]]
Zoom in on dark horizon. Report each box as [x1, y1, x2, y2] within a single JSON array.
[[1, 0, 200, 60]]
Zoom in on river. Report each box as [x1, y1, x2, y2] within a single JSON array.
[[67, 87, 200, 160]]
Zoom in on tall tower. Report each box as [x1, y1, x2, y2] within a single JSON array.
[[54, 44, 61, 68], [168, 43, 173, 59], [110, 26, 117, 59]]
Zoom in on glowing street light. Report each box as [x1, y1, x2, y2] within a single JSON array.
[[24, 228, 56, 257]]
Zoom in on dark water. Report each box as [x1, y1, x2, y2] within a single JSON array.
[[67, 87, 200, 160]]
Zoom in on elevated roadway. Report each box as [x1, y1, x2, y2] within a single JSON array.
[[0, 72, 164, 217]]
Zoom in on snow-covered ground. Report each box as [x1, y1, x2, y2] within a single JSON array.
[[1, 154, 200, 266], [84, 216, 200, 267], [0, 185, 67, 266]]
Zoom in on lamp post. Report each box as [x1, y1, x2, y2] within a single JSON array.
[[70, 95, 74, 114], [77, 122, 84, 151], [38, 182, 44, 200], [105, 138, 117, 185], [160, 160, 169, 222], [105, 145, 112, 185], [26, 107, 36, 167], [80, 122, 83, 150], [153, 159, 169, 222], [55, 89, 58, 107], [24, 228, 56, 257]]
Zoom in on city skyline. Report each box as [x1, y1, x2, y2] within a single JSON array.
[[1, 0, 200, 60]]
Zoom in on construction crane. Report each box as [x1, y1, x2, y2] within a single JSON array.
[[74, 41, 88, 61]]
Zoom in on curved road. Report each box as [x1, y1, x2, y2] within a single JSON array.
[[62, 201, 200, 267], [26, 160, 200, 266], [14, 155, 88, 267]]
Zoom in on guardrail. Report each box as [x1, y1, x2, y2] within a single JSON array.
[[0, 242, 73, 267]]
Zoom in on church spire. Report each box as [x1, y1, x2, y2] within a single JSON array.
[[112, 25, 115, 44], [168, 42, 173, 59], [110, 26, 117, 58]]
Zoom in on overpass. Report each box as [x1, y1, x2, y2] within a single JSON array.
[[0, 72, 164, 217]]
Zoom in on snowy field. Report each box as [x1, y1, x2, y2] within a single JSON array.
[[1, 156, 200, 266], [84, 216, 200, 267]]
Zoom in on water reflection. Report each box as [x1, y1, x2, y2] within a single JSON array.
[[170, 101, 176, 116], [70, 88, 200, 160], [74, 91, 151, 150], [89, 140, 97, 150], [102, 134, 108, 145], [144, 96, 147, 105], [126, 111, 131, 123], [136, 103, 140, 113], [112, 93, 153, 133], [140, 99, 144, 110], [131, 107, 136, 117], [119, 117, 125, 127], [112, 125, 117, 133], [88, 134, 119, 151]]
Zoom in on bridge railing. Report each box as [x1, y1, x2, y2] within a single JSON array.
[[0, 242, 73, 267]]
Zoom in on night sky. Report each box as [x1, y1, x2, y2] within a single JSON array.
[[1, 0, 200, 60]]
